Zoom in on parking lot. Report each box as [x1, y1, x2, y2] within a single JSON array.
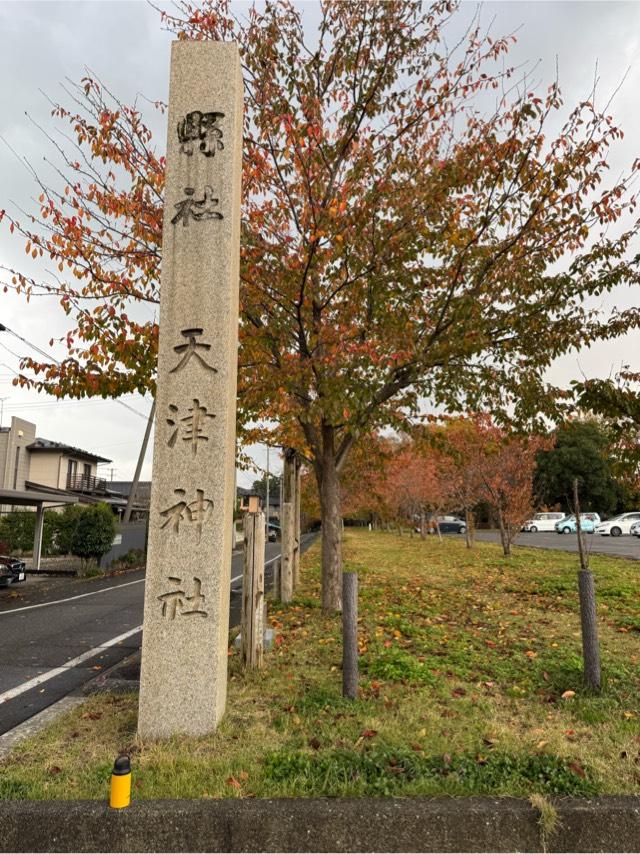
[[474, 530, 640, 560]]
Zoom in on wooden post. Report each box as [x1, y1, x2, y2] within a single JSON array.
[[281, 448, 296, 601], [241, 511, 265, 668], [272, 557, 281, 601], [342, 571, 358, 699], [32, 502, 45, 572], [293, 454, 302, 588], [280, 502, 294, 603]]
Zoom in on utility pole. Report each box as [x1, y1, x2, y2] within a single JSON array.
[[123, 398, 156, 525], [0, 397, 8, 430], [265, 445, 270, 534]]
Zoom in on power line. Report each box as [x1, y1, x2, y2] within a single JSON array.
[[0, 323, 150, 421]]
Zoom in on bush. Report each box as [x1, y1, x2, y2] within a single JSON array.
[[0, 510, 60, 555], [71, 503, 117, 575], [55, 504, 87, 555], [109, 548, 146, 572]]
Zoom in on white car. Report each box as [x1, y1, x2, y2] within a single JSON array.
[[594, 512, 640, 537], [522, 512, 565, 533], [631, 521, 640, 538]]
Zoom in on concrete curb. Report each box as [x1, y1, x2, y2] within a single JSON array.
[[0, 796, 639, 852]]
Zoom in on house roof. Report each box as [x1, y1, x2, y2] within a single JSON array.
[[0, 487, 78, 506], [27, 438, 111, 464]]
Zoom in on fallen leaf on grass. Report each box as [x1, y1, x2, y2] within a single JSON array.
[[569, 761, 586, 779], [226, 776, 242, 789], [561, 690, 576, 700], [81, 711, 102, 720], [361, 729, 378, 739]]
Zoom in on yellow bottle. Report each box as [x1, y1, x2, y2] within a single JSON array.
[[109, 755, 131, 809]]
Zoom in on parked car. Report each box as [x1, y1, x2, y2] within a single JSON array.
[[594, 512, 640, 537], [522, 512, 565, 532], [425, 516, 467, 534], [267, 523, 280, 542], [630, 520, 640, 538], [554, 513, 601, 534], [0, 555, 26, 588]]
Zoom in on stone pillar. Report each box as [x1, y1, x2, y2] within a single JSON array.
[[138, 42, 243, 739]]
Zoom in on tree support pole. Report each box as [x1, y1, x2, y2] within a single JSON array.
[[342, 571, 358, 699]]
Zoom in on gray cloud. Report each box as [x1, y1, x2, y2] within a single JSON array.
[[0, 1, 638, 485]]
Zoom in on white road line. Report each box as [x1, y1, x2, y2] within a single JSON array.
[[0, 578, 145, 616], [229, 553, 282, 586], [3, 541, 311, 611], [0, 625, 143, 705]]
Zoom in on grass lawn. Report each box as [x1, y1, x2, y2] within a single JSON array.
[[2, 530, 639, 800]]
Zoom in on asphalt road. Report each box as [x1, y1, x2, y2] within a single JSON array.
[[0, 534, 316, 736], [474, 529, 640, 560]]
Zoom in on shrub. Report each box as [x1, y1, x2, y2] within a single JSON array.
[[71, 503, 117, 575], [0, 510, 60, 555], [55, 504, 87, 555]]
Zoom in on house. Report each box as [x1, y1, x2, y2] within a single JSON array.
[[0, 416, 125, 513], [108, 481, 152, 521]]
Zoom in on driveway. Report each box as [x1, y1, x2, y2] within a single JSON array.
[[473, 529, 640, 560]]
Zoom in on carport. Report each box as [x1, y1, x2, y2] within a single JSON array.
[[0, 488, 78, 571]]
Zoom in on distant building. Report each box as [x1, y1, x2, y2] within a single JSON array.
[[108, 481, 152, 521], [0, 416, 126, 514]]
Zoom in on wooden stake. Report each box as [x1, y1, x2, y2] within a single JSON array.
[[281, 502, 294, 603], [241, 511, 265, 669], [342, 571, 358, 699]]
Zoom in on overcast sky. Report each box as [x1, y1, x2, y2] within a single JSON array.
[[0, 0, 639, 486]]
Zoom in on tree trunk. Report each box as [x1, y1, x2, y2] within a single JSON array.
[[497, 509, 510, 556], [464, 507, 475, 549], [573, 479, 601, 690], [578, 569, 601, 691], [420, 511, 426, 540], [318, 433, 342, 613]]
